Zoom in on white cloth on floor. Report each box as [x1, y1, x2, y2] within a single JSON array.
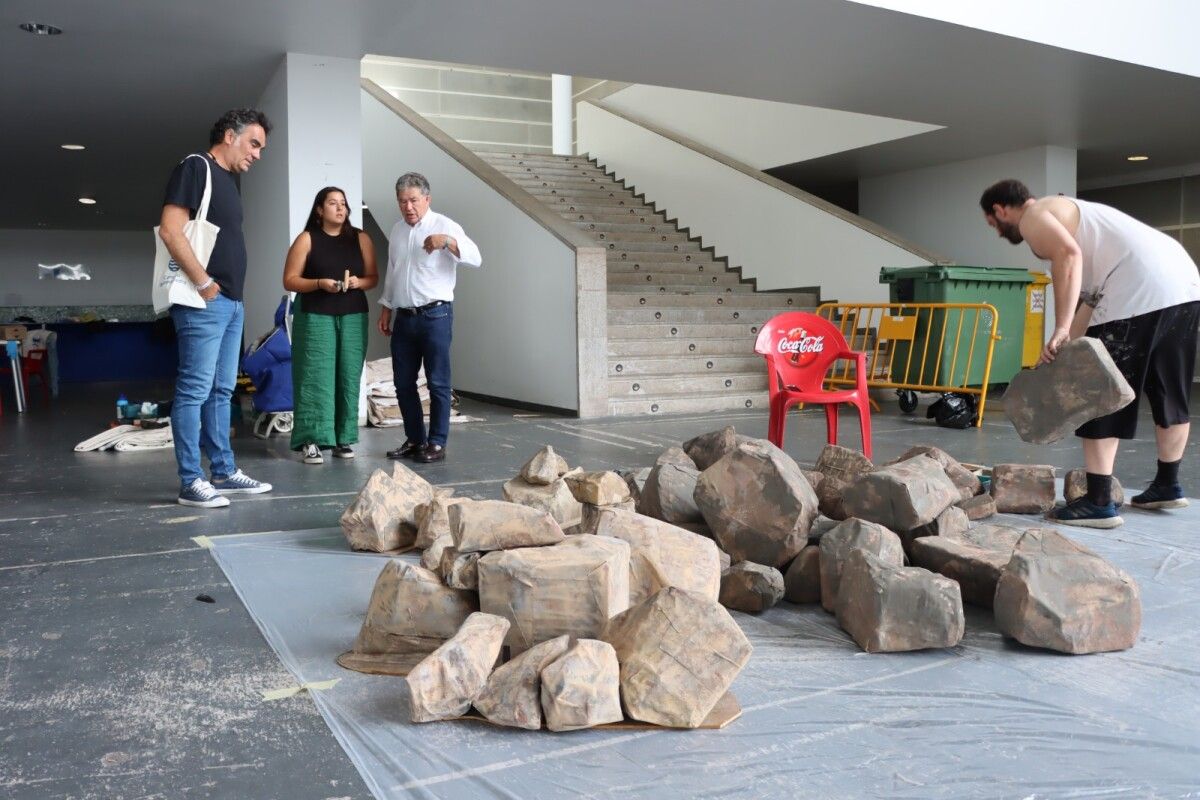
[[75, 422, 173, 452]]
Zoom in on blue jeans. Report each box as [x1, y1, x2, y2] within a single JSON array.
[[390, 302, 452, 447], [170, 294, 243, 487]]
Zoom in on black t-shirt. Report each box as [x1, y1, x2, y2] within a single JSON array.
[[162, 153, 247, 301], [301, 228, 369, 316]]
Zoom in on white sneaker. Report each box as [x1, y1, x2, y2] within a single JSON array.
[[178, 478, 231, 508], [301, 443, 323, 465], [211, 469, 274, 493]]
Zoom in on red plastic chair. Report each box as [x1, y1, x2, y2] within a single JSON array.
[[754, 312, 872, 459], [21, 348, 51, 405]]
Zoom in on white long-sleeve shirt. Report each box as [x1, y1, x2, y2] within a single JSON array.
[[379, 210, 482, 309]]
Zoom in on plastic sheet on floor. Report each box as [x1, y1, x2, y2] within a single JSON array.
[[207, 506, 1200, 799]]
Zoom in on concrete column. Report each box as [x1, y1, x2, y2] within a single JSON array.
[[242, 53, 363, 334], [551, 74, 572, 155]]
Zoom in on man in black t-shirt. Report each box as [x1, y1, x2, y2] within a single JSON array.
[[160, 108, 275, 508]]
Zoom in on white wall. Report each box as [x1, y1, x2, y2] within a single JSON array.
[[0, 229, 150, 307], [242, 53, 363, 338], [859, 145, 1077, 342], [362, 88, 581, 411], [601, 84, 941, 170], [849, 0, 1200, 79], [577, 103, 932, 304]]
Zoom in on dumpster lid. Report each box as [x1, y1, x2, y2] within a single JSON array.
[[880, 265, 1035, 284]]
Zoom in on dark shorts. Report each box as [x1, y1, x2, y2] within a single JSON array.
[[1076, 301, 1200, 440]]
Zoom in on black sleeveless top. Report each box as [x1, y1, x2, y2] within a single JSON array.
[[301, 228, 369, 315]]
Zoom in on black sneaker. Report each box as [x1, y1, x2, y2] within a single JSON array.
[[386, 439, 425, 460], [1046, 497, 1124, 529], [1130, 482, 1188, 510], [333, 445, 355, 459]]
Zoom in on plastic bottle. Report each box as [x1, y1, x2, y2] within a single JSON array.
[[116, 394, 128, 421]]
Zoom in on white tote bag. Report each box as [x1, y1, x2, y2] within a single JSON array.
[[152, 154, 219, 314]]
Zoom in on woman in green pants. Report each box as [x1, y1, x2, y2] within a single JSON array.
[[282, 187, 378, 463]]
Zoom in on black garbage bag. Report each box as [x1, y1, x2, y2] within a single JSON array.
[[926, 392, 976, 429]]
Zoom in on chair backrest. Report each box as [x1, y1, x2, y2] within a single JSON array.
[[754, 311, 851, 392]]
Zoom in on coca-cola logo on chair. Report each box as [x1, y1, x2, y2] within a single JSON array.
[[778, 327, 825, 367]]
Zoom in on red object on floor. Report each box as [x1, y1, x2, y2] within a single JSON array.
[[754, 312, 872, 459], [21, 348, 50, 405]]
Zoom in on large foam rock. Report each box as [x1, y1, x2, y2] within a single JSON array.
[[593, 508, 721, 605], [414, 493, 468, 550], [719, 562, 785, 612], [957, 493, 997, 521], [991, 464, 1056, 514], [841, 455, 959, 532], [473, 635, 570, 730], [439, 547, 481, 590], [836, 549, 965, 652], [1003, 337, 1136, 444], [813, 444, 874, 522], [449, 499, 565, 553], [898, 505, 970, 557], [406, 612, 510, 722], [622, 467, 652, 506], [520, 445, 569, 485], [819, 518, 904, 613], [894, 445, 982, 502], [340, 463, 434, 552], [783, 545, 822, 604], [656, 447, 696, 469], [994, 529, 1141, 654], [694, 439, 818, 568], [578, 497, 637, 535], [604, 587, 753, 729], [421, 533, 455, 575], [564, 470, 631, 506], [683, 426, 738, 470], [539, 639, 624, 731], [638, 462, 704, 524], [910, 524, 1024, 608], [478, 535, 630, 652], [502, 477, 583, 528], [344, 562, 478, 672], [1064, 468, 1126, 505]]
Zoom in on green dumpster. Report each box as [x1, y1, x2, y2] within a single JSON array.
[[879, 266, 1033, 387]]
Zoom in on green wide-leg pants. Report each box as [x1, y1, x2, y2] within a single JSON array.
[[289, 310, 367, 450]]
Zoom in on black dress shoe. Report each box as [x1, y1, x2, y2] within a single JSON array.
[[386, 439, 425, 460], [413, 443, 446, 463]]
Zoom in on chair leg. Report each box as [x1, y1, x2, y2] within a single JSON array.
[[825, 404, 838, 447], [857, 399, 872, 460], [770, 399, 788, 448]]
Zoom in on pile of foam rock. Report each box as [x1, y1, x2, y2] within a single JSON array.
[[337, 425, 1141, 731]]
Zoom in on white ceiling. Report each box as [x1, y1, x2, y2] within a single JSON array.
[[600, 84, 942, 169], [4, 0, 1200, 231]]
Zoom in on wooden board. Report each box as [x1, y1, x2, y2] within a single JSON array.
[[336, 650, 425, 676]]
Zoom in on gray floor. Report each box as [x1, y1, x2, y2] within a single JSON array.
[[1, 381, 1195, 799]]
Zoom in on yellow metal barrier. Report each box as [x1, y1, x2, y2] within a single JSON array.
[[816, 302, 1001, 427]]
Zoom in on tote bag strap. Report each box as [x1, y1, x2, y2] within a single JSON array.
[[183, 153, 214, 223]]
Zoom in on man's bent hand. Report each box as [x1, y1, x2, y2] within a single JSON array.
[[378, 308, 392, 336]]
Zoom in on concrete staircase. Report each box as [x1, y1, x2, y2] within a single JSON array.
[[478, 151, 818, 416]]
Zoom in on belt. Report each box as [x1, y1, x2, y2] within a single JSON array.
[[396, 300, 450, 317]]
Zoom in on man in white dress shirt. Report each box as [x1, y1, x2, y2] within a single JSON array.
[[378, 172, 482, 463]]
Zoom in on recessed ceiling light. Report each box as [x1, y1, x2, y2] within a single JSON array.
[[19, 22, 63, 35], [78, 197, 97, 205], [1126, 155, 1149, 162], [61, 144, 85, 151]]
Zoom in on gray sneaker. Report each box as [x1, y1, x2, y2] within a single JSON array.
[[211, 470, 274, 493], [178, 478, 231, 508]]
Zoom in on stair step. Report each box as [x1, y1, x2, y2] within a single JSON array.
[[524, 184, 634, 199], [572, 220, 677, 234], [548, 201, 658, 215], [608, 272, 743, 287], [609, 354, 762, 377], [609, 372, 768, 397], [607, 261, 724, 275], [588, 231, 692, 245], [558, 210, 669, 225], [479, 152, 592, 166], [601, 241, 706, 255], [507, 172, 617, 185], [608, 293, 809, 309], [607, 321, 764, 340], [608, 337, 756, 357], [607, 284, 751, 295], [608, 306, 815, 325], [607, 391, 768, 416], [606, 250, 714, 262]]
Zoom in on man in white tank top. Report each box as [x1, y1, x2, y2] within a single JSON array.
[[981, 178, 1200, 528]]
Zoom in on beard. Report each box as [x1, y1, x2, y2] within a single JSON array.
[[997, 219, 1023, 244]]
